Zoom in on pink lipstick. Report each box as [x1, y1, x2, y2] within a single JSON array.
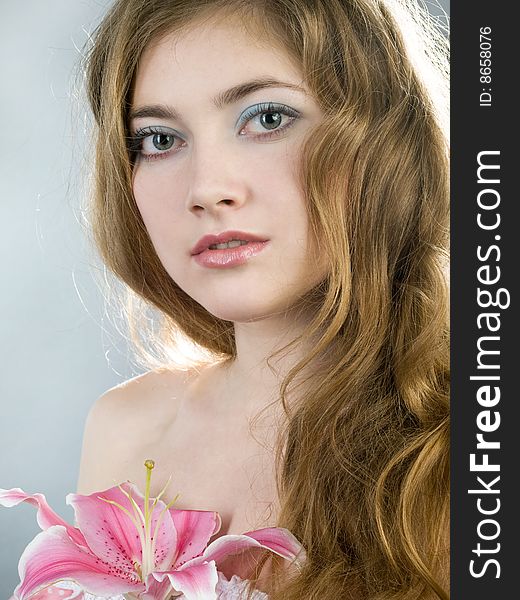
[[191, 230, 269, 269]]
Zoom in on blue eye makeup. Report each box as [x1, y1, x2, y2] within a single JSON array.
[[128, 101, 301, 162]]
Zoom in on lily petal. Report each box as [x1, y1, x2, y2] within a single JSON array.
[[164, 561, 218, 600], [0, 488, 87, 548], [140, 573, 173, 600], [242, 527, 306, 565], [13, 525, 143, 600], [170, 509, 221, 567], [67, 482, 176, 572], [192, 528, 306, 568]]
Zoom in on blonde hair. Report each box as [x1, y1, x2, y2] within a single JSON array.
[[84, 1, 450, 598]]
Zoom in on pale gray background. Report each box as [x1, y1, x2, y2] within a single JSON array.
[[0, 1, 449, 597]]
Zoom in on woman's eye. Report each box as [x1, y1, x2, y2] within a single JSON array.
[[129, 127, 182, 161], [258, 111, 283, 130], [150, 133, 175, 151], [239, 103, 300, 138]]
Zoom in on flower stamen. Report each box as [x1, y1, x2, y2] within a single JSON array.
[[118, 484, 147, 529], [153, 474, 173, 507], [151, 493, 180, 560]]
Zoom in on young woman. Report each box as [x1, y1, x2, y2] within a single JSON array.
[[77, 0, 450, 598]]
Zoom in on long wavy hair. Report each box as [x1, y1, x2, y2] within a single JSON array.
[[84, 1, 450, 598]]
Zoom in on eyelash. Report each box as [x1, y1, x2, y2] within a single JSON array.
[[128, 102, 300, 162]]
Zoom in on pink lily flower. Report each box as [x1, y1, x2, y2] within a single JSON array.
[[1, 460, 305, 600]]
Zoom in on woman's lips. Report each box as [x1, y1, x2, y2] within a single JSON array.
[[193, 241, 269, 268], [190, 230, 269, 268]]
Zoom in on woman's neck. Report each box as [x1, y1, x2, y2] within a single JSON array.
[[218, 307, 324, 412]]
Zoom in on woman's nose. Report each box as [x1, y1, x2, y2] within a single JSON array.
[[185, 143, 250, 215]]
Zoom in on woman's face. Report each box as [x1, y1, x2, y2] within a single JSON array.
[[131, 15, 328, 323]]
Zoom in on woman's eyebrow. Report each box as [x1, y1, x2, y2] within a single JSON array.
[[129, 77, 307, 121], [213, 77, 307, 108]]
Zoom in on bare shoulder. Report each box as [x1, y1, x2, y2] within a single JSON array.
[[76, 366, 198, 495]]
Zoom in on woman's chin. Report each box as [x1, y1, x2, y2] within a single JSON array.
[[192, 282, 326, 325], [204, 307, 277, 324], [200, 299, 291, 324]]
